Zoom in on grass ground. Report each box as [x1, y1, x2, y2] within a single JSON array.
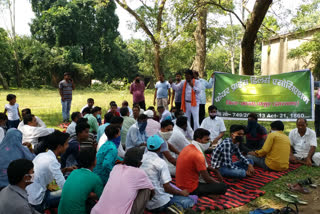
[[1, 88, 319, 213]]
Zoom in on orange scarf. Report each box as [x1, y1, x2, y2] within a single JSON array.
[[181, 79, 197, 112]]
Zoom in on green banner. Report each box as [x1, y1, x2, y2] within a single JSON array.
[[212, 70, 313, 121]]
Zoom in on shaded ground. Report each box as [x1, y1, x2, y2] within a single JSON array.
[[299, 178, 320, 214]]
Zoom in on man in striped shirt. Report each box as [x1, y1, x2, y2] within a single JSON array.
[[59, 72, 75, 122]]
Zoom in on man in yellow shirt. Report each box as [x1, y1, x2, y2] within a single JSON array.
[[247, 121, 290, 171]]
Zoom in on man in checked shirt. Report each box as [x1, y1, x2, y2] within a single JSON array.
[[211, 125, 255, 179]]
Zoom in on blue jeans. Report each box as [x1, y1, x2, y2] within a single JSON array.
[[246, 155, 270, 170], [61, 99, 72, 121], [7, 119, 20, 129], [219, 159, 254, 178], [33, 190, 62, 212], [150, 195, 195, 212]]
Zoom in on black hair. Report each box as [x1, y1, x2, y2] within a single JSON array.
[[110, 116, 124, 125], [175, 72, 182, 76], [170, 106, 177, 112], [161, 120, 174, 129], [23, 114, 34, 125], [87, 98, 94, 102], [193, 128, 210, 141], [133, 105, 140, 111], [135, 74, 140, 78], [137, 114, 148, 122], [92, 106, 101, 114], [184, 69, 193, 76], [22, 108, 31, 115], [157, 106, 165, 110], [105, 125, 120, 140], [76, 122, 90, 135], [147, 106, 155, 110], [0, 113, 8, 121], [120, 107, 129, 116], [193, 71, 199, 77], [296, 118, 307, 124], [230, 125, 246, 134], [109, 101, 116, 106], [76, 117, 88, 125], [270, 121, 284, 131], [124, 147, 145, 167], [71, 112, 81, 121], [7, 159, 33, 185], [174, 110, 184, 119], [6, 94, 16, 101], [64, 72, 71, 76], [46, 130, 70, 151], [77, 147, 96, 169], [176, 116, 188, 128], [122, 101, 129, 106], [208, 105, 217, 112], [104, 112, 114, 123], [82, 107, 91, 114], [110, 103, 118, 108], [248, 113, 258, 121]]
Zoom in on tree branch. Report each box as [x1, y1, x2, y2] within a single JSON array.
[[156, 0, 167, 34], [114, 0, 157, 44], [202, 0, 246, 29]]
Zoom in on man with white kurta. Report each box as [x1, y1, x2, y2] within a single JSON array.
[[170, 69, 201, 130]]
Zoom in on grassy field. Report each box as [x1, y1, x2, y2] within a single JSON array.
[[1, 88, 319, 213]]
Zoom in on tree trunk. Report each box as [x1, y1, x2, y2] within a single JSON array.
[[241, 0, 272, 75], [191, 5, 207, 78], [0, 72, 9, 89], [154, 42, 162, 78], [229, 13, 235, 74]]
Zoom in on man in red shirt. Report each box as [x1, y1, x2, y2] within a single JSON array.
[[176, 128, 227, 196], [130, 74, 146, 110]]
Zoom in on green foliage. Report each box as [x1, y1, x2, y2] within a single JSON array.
[[291, 0, 320, 30]]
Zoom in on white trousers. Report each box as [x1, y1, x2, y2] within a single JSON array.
[[185, 102, 199, 130]]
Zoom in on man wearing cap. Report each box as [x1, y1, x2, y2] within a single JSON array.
[[140, 135, 195, 212], [144, 110, 161, 137], [59, 72, 75, 122]]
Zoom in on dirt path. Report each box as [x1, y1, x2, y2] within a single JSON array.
[[298, 179, 320, 214]]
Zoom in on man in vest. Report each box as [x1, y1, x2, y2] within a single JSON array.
[[170, 69, 201, 130]]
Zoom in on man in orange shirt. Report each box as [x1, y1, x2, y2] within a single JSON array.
[[176, 128, 227, 196]]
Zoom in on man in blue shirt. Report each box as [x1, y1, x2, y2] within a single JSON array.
[[154, 74, 171, 110]]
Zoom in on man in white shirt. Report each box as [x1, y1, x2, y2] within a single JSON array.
[[80, 98, 95, 114], [170, 69, 201, 130], [144, 110, 161, 136], [26, 131, 75, 212], [157, 106, 172, 122], [200, 105, 226, 148], [140, 135, 194, 212], [168, 116, 191, 152], [289, 118, 320, 166], [18, 108, 46, 130], [0, 113, 7, 142], [66, 112, 82, 135], [19, 114, 55, 148]]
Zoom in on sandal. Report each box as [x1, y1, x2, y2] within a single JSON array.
[[287, 183, 310, 194], [275, 193, 307, 205]]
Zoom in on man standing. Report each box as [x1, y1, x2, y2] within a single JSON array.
[[154, 74, 171, 110], [289, 118, 320, 166], [59, 72, 75, 122], [315, 85, 320, 136], [170, 69, 201, 130], [171, 72, 183, 110], [130, 74, 146, 110], [193, 71, 214, 124]]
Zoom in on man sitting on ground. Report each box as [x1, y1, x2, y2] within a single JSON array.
[[168, 116, 191, 152], [200, 105, 226, 147], [126, 114, 148, 150], [247, 121, 290, 171], [19, 114, 55, 148], [147, 106, 160, 122], [0, 159, 40, 214], [120, 107, 136, 148], [97, 112, 114, 142], [289, 118, 320, 166], [18, 108, 46, 129], [80, 98, 95, 114], [140, 135, 195, 212], [109, 101, 120, 117], [158, 105, 172, 122], [132, 105, 141, 121], [211, 125, 255, 178], [0, 113, 7, 141], [91, 147, 154, 214], [176, 129, 227, 197], [66, 112, 82, 135], [241, 113, 267, 154], [144, 109, 161, 137], [122, 100, 133, 117], [83, 107, 100, 134]]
